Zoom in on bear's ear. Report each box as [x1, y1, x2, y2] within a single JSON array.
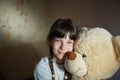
[[112, 35, 120, 62]]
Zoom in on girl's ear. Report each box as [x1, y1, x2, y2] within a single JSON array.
[[112, 35, 120, 62]]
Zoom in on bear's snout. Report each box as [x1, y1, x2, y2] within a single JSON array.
[[66, 52, 76, 60]]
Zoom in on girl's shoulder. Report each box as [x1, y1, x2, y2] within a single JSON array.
[[34, 56, 50, 71], [34, 56, 52, 79], [37, 56, 49, 66]]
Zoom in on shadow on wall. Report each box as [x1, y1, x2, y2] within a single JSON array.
[[0, 41, 48, 80]]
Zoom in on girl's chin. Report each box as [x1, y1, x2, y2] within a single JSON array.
[[57, 56, 65, 60], [57, 56, 63, 60]]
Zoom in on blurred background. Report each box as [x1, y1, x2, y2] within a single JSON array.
[[0, 0, 120, 80]]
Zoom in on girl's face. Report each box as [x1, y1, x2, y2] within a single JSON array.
[[51, 33, 74, 60]]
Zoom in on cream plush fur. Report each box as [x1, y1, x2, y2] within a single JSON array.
[[64, 27, 120, 80]]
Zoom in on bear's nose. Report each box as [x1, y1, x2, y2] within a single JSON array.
[[66, 52, 76, 60]]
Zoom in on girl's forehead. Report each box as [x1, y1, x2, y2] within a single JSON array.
[[53, 33, 70, 39], [64, 32, 70, 39], [63, 33, 70, 39], [52, 32, 72, 40]]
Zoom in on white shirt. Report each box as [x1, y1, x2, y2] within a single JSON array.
[[34, 56, 65, 80]]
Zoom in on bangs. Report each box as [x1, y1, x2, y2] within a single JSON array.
[[52, 29, 67, 38], [52, 29, 76, 40]]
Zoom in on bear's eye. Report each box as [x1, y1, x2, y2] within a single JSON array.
[[82, 54, 86, 58]]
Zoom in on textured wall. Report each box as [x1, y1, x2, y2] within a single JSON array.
[[0, 0, 120, 80], [0, 0, 49, 80]]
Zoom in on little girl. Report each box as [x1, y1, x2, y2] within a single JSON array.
[[34, 18, 78, 80]]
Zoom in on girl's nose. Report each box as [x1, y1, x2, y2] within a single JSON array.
[[60, 43, 66, 50]]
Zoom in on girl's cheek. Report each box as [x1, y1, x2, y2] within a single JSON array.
[[67, 45, 73, 51], [53, 42, 61, 49]]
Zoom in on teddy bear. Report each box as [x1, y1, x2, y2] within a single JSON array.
[[64, 27, 120, 80]]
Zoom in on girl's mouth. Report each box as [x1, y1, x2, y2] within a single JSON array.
[[58, 51, 66, 55]]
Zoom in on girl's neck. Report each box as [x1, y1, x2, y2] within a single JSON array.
[[52, 57, 64, 65]]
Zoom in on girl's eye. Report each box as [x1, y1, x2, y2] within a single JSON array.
[[68, 41, 73, 43], [67, 41, 73, 44], [54, 39, 61, 42]]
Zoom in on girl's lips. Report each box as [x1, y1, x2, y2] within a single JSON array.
[[58, 51, 66, 55], [59, 52, 65, 55]]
